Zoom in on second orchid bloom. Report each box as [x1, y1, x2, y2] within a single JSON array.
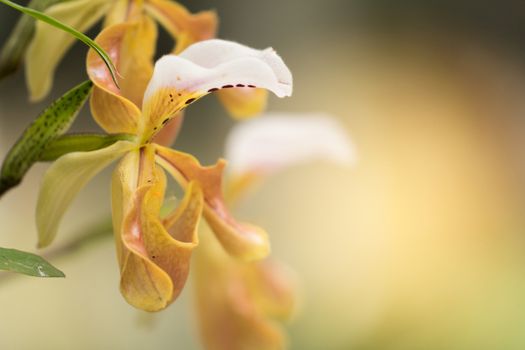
[[36, 18, 292, 310]]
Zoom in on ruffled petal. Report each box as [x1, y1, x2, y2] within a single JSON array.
[[25, 0, 110, 101], [87, 15, 157, 133], [112, 146, 203, 311], [144, 0, 217, 53], [217, 88, 268, 119], [36, 140, 134, 248], [139, 39, 292, 141], [154, 144, 270, 261], [225, 113, 356, 176]]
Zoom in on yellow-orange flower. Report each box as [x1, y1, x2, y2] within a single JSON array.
[[25, 0, 216, 101], [35, 19, 292, 311]]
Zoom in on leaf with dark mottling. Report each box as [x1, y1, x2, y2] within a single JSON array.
[[0, 80, 93, 197]]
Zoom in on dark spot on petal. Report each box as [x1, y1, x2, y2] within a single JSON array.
[[162, 118, 170, 125], [222, 85, 234, 88], [208, 88, 219, 92], [248, 84, 256, 88], [185, 98, 195, 104], [236, 84, 245, 87]]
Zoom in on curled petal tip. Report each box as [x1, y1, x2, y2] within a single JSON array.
[[203, 207, 271, 261], [141, 39, 292, 133], [154, 146, 271, 261]]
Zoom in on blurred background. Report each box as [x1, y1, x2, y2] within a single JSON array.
[[3, 0, 525, 349]]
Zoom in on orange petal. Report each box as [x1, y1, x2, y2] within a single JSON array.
[[112, 150, 171, 311], [90, 86, 140, 134], [217, 88, 268, 119], [87, 15, 157, 133], [118, 15, 157, 107], [145, 0, 217, 53], [194, 229, 286, 350], [112, 146, 203, 311], [154, 144, 270, 261], [244, 259, 297, 320]]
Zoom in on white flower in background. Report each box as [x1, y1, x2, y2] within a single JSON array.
[[225, 113, 356, 177]]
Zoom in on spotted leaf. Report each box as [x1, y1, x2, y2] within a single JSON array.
[[0, 80, 93, 197]]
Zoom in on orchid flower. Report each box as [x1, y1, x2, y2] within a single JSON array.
[[16, 0, 268, 118], [193, 113, 356, 350], [36, 22, 292, 311], [23, 0, 214, 101]]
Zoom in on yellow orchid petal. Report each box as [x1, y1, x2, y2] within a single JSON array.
[[140, 177, 203, 307], [36, 140, 134, 248], [244, 260, 297, 320], [144, 0, 217, 53], [118, 15, 157, 108], [119, 239, 174, 312], [25, 0, 111, 102], [113, 149, 173, 311], [104, 0, 144, 27], [154, 144, 270, 261], [103, 0, 129, 27], [87, 15, 157, 133], [140, 39, 292, 141], [113, 146, 203, 311], [90, 86, 141, 134], [217, 88, 268, 119], [194, 229, 286, 350], [150, 111, 184, 147]]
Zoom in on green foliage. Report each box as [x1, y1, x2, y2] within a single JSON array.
[[0, 0, 73, 78], [0, 80, 93, 197], [0, 247, 64, 277], [40, 133, 136, 161], [0, 0, 119, 87]]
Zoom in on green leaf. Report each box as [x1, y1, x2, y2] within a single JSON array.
[[0, 0, 119, 87], [0, 80, 93, 197], [0, 0, 72, 79], [0, 247, 65, 277], [39, 133, 136, 161]]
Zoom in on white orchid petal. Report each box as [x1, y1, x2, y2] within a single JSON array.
[[143, 39, 292, 104], [225, 113, 356, 176], [36, 141, 134, 248]]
